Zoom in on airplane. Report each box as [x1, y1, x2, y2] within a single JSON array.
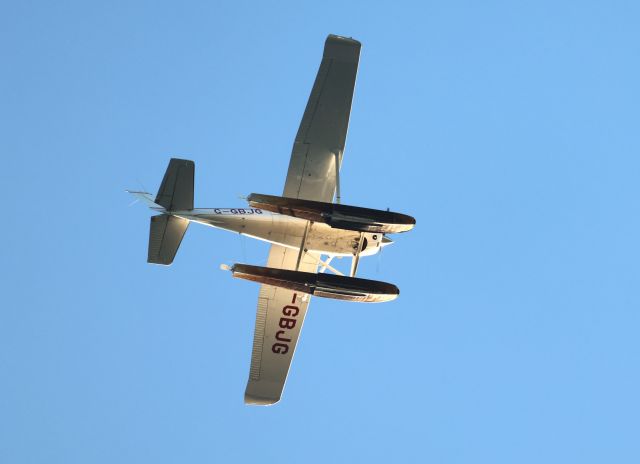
[[128, 35, 416, 405]]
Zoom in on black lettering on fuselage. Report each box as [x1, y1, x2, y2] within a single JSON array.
[[211, 208, 262, 215]]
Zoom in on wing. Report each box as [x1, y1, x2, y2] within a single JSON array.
[[244, 35, 360, 405], [244, 245, 319, 405], [283, 34, 361, 203]]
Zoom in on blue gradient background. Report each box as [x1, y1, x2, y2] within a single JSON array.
[[2, 1, 639, 462]]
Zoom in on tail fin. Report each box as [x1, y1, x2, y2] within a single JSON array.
[[126, 191, 161, 209], [148, 214, 189, 265], [155, 158, 194, 211]]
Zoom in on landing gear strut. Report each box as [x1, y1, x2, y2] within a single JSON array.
[[350, 232, 365, 277]]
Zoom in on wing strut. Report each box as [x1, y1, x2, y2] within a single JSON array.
[[334, 151, 342, 204], [295, 221, 313, 271], [350, 232, 365, 277]]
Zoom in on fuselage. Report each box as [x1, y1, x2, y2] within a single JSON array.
[[171, 207, 384, 257]]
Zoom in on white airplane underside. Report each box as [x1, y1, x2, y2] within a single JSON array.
[[129, 35, 415, 405]]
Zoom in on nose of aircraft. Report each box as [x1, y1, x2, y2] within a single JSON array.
[[381, 235, 393, 247]]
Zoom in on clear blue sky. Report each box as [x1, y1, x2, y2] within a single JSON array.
[[2, 1, 639, 462]]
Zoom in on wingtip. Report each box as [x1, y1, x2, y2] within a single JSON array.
[[327, 34, 361, 45], [324, 34, 361, 61], [244, 392, 281, 406]]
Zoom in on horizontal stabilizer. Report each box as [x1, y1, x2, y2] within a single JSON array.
[[155, 159, 194, 211], [228, 263, 399, 303], [148, 215, 189, 265], [247, 193, 415, 234]]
